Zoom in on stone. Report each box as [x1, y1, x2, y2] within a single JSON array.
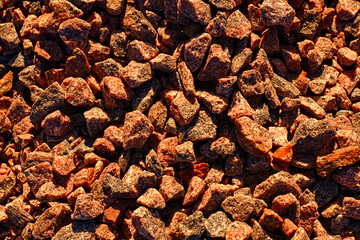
[[35, 182, 67, 202], [225, 221, 253, 240], [58, 18, 91, 51], [5, 203, 34, 229], [30, 82, 65, 124], [65, 48, 91, 77], [52, 222, 96, 240], [179, 211, 205, 240], [95, 224, 117, 240], [253, 171, 302, 202], [157, 137, 178, 167], [281, 46, 302, 73], [34, 40, 65, 62], [228, 91, 254, 120], [93, 138, 115, 153], [235, 116, 272, 157], [150, 53, 177, 72], [259, 208, 283, 232], [122, 61, 152, 88], [132, 78, 160, 113], [260, 0, 296, 26], [93, 59, 122, 81], [271, 193, 300, 222], [312, 181, 338, 208], [122, 110, 154, 150], [337, 47, 357, 66], [316, 146, 360, 177], [159, 175, 185, 202], [298, 201, 319, 235], [251, 219, 272, 240], [184, 33, 212, 72], [145, 149, 163, 178], [197, 44, 231, 82], [175, 141, 196, 162], [336, 0, 360, 21], [122, 165, 157, 197], [183, 176, 206, 206], [221, 194, 255, 222], [291, 118, 336, 155], [332, 165, 360, 187], [72, 193, 104, 220], [177, 60, 196, 97], [205, 211, 231, 238], [32, 205, 70, 240], [210, 137, 236, 156], [197, 183, 239, 214], [0, 71, 13, 96], [342, 197, 360, 220], [178, 0, 211, 25], [270, 74, 300, 98], [291, 227, 310, 240], [224, 153, 244, 177], [101, 174, 132, 199], [231, 48, 253, 76], [170, 91, 200, 126], [85, 40, 111, 64], [101, 76, 133, 108], [73, 168, 94, 188], [226, 10, 252, 41], [250, 49, 274, 79], [127, 39, 159, 62], [41, 110, 71, 136], [24, 162, 53, 194], [106, 0, 125, 15], [238, 69, 264, 97], [123, 9, 157, 42], [84, 107, 110, 138], [137, 188, 166, 210], [132, 206, 166, 240], [282, 218, 298, 239], [0, 23, 20, 54]]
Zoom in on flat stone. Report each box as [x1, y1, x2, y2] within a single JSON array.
[[316, 146, 360, 177], [137, 188, 166, 210], [221, 194, 255, 222]]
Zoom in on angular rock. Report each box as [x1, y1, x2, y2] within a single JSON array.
[[127, 39, 159, 62], [259, 208, 283, 232], [122, 110, 154, 150], [228, 91, 254, 120], [32, 205, 70, 240], [150, 53, 177, 73], [260, 0, 296, 26], [253, 171, 302, 202], [159, 175, 185, 202], [58, 18, 91, 51], [225, 221, 253, 240], [221, 194, 255, 222], [178, 0, 211, 25], [235, 116, 272, 157], [122, 61, 152, 88], [205, 211, 231, 238], [84, 107, 109, 138], [179, 211, 205, 240], [342, 197, 360, 220], [30, 82, 65, 124], [132, 78, 160, 113], [184, 33, 212, 72], [197, 44, 231, 82], [137, 188, 166, 210], [270, 74, 300, 98], [183, 176, 206, 206], [102, 174, 132, 199], [170, 91, 200, 126], [226, 10, 252, 40], [316, 146, 360, 177], [72, 193, 104, 220], [178, 110, 217, 142], [291, 118, 336, 155], [123, 9, 157, 42], [132, 206, 166, 240]]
